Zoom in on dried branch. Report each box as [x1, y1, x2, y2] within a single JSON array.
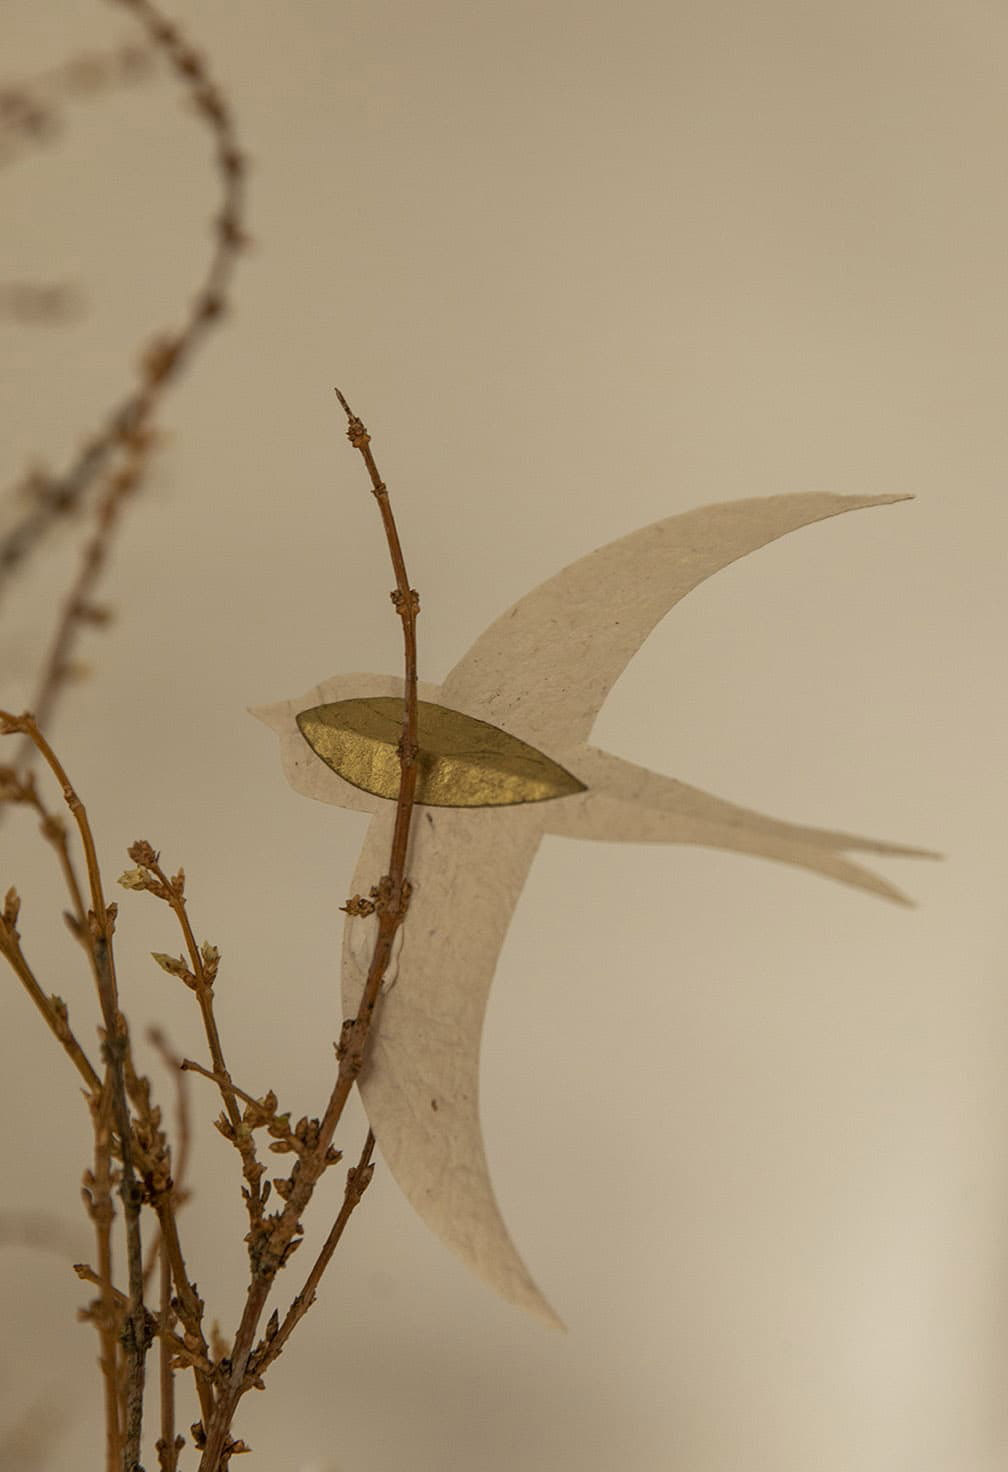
[[249, 1130, 375, 1380], [132, 848, 242, 1134], [0, 393, 422, 1467], [0, 0, 249, 779], [157, 1228, 180, 1472], [147, 1029, 193, 1201], [0, 765, 89, 935], [180, 1059, 300, 1145], [155, 1199, 215, 1430], [123, 1040, 217, 1436], [143, 1029, 194, 1298], [0, 709, 150, 1466], [195, 397, 421, 1468], [0, 0, 245, 593], [0, 712, 106, 915], [0, 898, 101, 1093], [25, 418, 157, 752], [2, 7, 260, 1465], [117, 861, 261, 1430], [83, 1082, 124, 1472], [120, 847, 278, 1254]]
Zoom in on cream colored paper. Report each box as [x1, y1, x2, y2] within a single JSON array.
[[251, 492, 932, 1327]]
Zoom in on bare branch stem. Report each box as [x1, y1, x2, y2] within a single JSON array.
[[250, 1129, 375, 1379], [146, 858, 243, 1134], [0, 709, 149, 1468], [0, 932, 101, 1092], [157, 1235, 178, 1472], [154, 1201, 215, 1427], [1, 768, 90, 931], [91, 1083, 123, 1472], [196, 395, 420, 1469], [179, 1059, 271, 1114], [0, 0, 248, 610]]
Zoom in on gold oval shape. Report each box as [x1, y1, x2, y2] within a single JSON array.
[[296, 698, 587, 808]]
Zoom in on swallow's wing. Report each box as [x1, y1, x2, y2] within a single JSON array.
[[543, 750, 939, 905], [441, 493, 909, 751], [342, 800, 561, 1326]]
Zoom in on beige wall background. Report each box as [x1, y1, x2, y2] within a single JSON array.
[[2, 2, 1006, 1469]]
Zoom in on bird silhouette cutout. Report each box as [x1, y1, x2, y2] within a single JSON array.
[[252, 491, 933, 1327]]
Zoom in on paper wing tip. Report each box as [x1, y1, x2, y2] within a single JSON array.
[[512, 1284, 566, 1331], [828, 492, 914, 511], [871, 870, 917, 908]]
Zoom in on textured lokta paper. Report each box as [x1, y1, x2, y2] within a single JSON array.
[[252, 492, 933, 1327]]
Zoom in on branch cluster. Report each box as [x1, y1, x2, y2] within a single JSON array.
[[3, 6, 422, 1467], [0, 394, 418, 1471]]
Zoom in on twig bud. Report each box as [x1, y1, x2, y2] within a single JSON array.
[[151, 952, 197, 988], [3, 886, 20, 929]]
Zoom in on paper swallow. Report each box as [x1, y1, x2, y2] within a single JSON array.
[[252, 491, 933, 1326]]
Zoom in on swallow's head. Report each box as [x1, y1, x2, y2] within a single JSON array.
[[249, 672, 398, 814]]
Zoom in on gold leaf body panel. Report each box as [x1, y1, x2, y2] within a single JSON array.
[[296, 698, 587, 808]]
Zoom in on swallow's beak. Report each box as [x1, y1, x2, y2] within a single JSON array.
[[247, 700, 288, 733]]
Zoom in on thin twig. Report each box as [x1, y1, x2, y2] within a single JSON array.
[[123, 847, 271, 1238], [0, 0, 246, 600], [0, 766, 89, 932], [155, 1201, 215, 1429], [4, 7, 249, 1462], [87, 1082, 123, 1472], [249, 1130, 375, 1381], [145, 857, 243, 1134], [0, 709, 149, 1468], [1, 0, 249, 792], [196, 396, 421, 1469], [95, 954, 148, 1464], [143, 1029, 193, 1298], [148, 1029, 193, 1196], [179, 1059, 277, 1115], [0, 926, 101, 1092], [122, 1033, 215, 1431], [157, 1231, 178, 1472], [112, 873, 226, 1427], [0, 713, 105, 907], [25, 421, 156, 752]]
